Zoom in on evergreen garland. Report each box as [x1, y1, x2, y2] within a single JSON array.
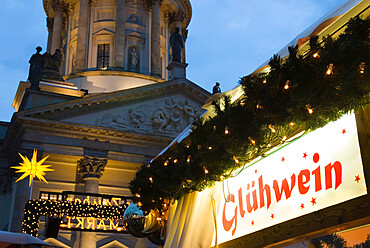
[[130, 17, 370, 215]]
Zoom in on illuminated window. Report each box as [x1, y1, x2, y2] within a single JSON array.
[[40, 193, 48, 200], [97, 44, 110, 70], [39, 191, 62, 201]]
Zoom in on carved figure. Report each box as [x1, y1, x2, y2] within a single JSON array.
[[183, 100, 197, 123], [170, 28, 183, 62], [166, 111, 182, 132], [152, 109, 169, 130], [129, 109, 144, 128], [164, 98, 177, 110], [28, 46, 44, 90], [212, 82, 221, 94], [129, 46, 139, 72]]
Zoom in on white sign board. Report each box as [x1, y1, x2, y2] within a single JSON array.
[[216, 113, 367, 244]]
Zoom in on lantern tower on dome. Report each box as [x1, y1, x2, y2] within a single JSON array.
[[42, 0, 192, 93]]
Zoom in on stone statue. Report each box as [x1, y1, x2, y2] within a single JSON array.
[[44, 49, 62, 71], [42, 49, 64, 81], [212, 82, 221, 94], [28, 46, 44, 90], [129, 47, 139, 72], [170, 27, 183, 63]]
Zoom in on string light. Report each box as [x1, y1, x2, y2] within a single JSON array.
[[173, 159, 178, 163], [268, 124, 276, 133], [213, 125, 216, 131], [306, 104, 314, 114], [220, 175, 224, 180], [186, 156, 191, 163], [289, 122, 295, 126], [284, 80, 290, 90], [313, 52, 319, 58], [164, 160, 168, 166], [256, 103, 263, 109], [149, 177, 153, 183], [263, 79, 267, 84], [224, 126, 229, 134], [233, 156, 239, 164], [248, 137, 256, 145], [359, 62, 365, 74], [326, 63, 334, 75], [135, 194, 140, 198], [282, 136, 287, 141], [208, 146, 212, 150], [204, 168, 209, 174]]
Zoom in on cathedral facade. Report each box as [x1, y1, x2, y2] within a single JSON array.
[[0, 0, 210, 247]]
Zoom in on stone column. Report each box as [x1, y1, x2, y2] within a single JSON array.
[[75, 0, 90, 72], [46, 17, 54, 53], [50, 0, 68, 54], [77, 156, 107, 248], [113, 0, 126, 69], [150, 0, 162, 77]]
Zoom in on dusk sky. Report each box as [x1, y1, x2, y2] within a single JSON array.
[[0, 0, 344, 122]]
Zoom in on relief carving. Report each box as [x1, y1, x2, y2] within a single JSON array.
[[95, 98, 201, 136]]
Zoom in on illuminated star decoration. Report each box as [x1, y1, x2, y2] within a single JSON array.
[[11, 150, 53, 187]]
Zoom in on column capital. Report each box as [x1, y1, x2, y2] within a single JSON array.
[[51, 0, 69, 13], [148, 0, 163, 7], [77, 156, 107, 179], [166, 10, 185, 23]]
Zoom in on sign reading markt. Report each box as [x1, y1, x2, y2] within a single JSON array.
[[48, 191, 130, 233]]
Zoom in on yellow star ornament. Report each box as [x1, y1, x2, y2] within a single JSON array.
[[11, 150, 54, 187]]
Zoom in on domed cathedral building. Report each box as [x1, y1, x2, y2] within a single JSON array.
[[44, 0, 191, 85], [0, 0, 210, 247]]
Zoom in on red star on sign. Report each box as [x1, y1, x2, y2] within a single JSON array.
[[355, 175, 360, 183], [251, 220, 255, 226], [303, 152, 308, 159], [342, 129, 346, 135], [300, 203, 305, 209], [271, 213, 274, 219], [281, 157, 285, 162], [255, 170, 257, 173], [311, 197, 317, 206]]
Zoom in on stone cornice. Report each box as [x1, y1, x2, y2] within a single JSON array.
[[18, 116, 172, 147], [178, 0, 192, 28], [17, 79, 211, 121]]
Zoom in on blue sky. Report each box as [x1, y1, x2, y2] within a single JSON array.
[[0, 0, 344, 122]]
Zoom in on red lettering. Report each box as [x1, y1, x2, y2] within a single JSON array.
[[325, 161, 342, 190], [312, 166, 322, 192], [238, 188, 245, 217], [222, 194, 237, 235], [298, 169, 310, 194], [258, 175, 271, 209], [246, 181, 258, 213], [273, 174, 296, 202]]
